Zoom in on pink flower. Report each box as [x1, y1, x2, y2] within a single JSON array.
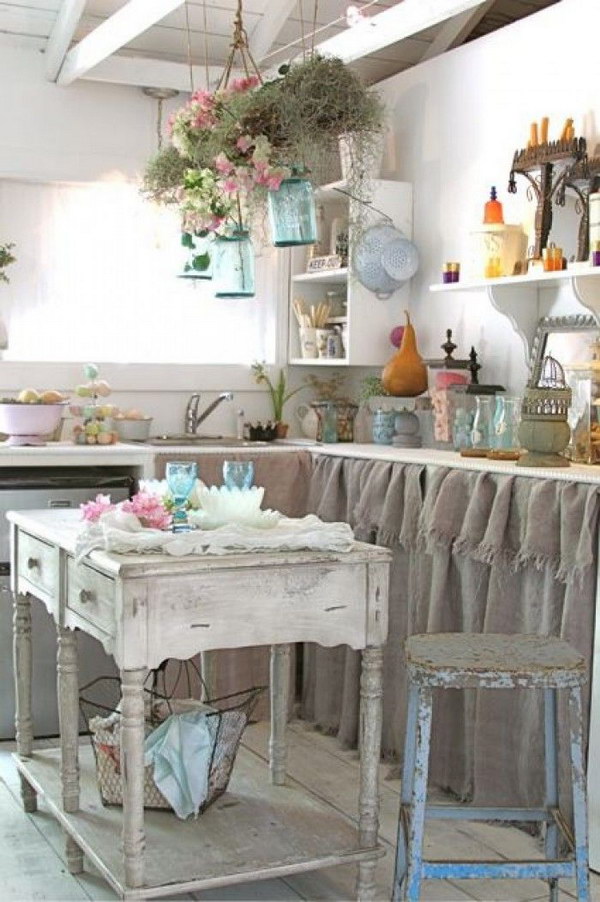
[[190, 90, 214, 106], [121, 492, 172, 531], [236, 134, 253, 153], [220, 177, 240, 194], [80, 494, 116, 523], [214, 152, 234, 175], [266, 173, 285, 191], [229, 75, 259, 93]]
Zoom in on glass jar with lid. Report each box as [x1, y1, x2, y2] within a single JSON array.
[[565, 360, 600, 463]]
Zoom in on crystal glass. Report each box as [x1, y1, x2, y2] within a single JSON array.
[[268, 173, 317, 247], [213, 230, 255, 298], [311, 402, 338, 443], [223, 460, 254, 490], [470, 396, 493, 451], [492, 395, 521, 451], [165, 461, 198, 532]]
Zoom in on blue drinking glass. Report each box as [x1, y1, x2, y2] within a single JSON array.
[[223, 460, 254, 490], [165, 461, 198, 531]]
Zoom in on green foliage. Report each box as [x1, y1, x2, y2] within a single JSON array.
[[142, 147, 191, 204], [0, 243, 16, 283], [251, 361, 306, 422], [359, 374, 390, 402]]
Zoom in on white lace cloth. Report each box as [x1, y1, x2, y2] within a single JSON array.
[[75, 509, 355, 563]]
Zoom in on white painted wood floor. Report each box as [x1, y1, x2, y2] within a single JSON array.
[[0, 720, 598, 902]]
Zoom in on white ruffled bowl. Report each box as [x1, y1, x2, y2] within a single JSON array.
[[188, 485, 280, 530], [0, 402, 68, 445]]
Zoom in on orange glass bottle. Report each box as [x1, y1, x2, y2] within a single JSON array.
[[483, 186, 504, 224]]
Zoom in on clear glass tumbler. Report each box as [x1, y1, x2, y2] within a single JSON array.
[[492, 395, 521, 451], [165, 461, 198, 532], [470, 396, 493, 451], [223, 460, 254, 490]]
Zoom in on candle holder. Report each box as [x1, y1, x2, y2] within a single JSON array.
[[562, 156, 600, 262], [517, 356, 572, 468], [507, 138, 587, 259]]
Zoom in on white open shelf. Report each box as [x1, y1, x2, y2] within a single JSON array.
[[292, 268, 348, 284], [430, 266, 600, 293]]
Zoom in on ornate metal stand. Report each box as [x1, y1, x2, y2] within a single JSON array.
[[562, 157, 600, 262], [508, 138, 587, 258]]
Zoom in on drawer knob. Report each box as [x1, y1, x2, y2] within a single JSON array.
[[27, 557, 39, 570], [79, 589, 95, 605]]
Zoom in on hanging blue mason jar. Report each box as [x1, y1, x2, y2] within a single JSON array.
[[178, 231, 212, 280], [213, 229, 255, 298], [268, 170, 317, 247]]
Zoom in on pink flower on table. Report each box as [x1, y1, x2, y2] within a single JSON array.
[[121, 492, 172, 531], [214, 152, 234, 175], [80, 494, 116, 523]]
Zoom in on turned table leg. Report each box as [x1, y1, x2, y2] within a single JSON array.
[[13, 591, 37, 812], [356, 646, 384, 901], [57, 626, 80, 813], [269, 643, 291, 786], [121, 667, 148, 889], [65, 832, 84, 874]]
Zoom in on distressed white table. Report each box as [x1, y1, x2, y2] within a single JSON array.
[[8, 508, 390, 901]]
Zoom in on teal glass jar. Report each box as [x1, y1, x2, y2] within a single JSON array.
[[213, 229, 255, 298], [268, 172, 317, 247], [178, 232, 212, 280]]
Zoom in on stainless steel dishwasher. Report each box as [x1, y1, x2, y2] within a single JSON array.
[[0, 468, 134, 738]]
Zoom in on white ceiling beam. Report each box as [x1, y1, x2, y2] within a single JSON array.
[[81, 53, 225, 92], [314, 0, 491, 63], [45, 0, 87, 81], [250, 0, 297, 62], [57, 0, 186, 86], [420, 0, 495, 61]]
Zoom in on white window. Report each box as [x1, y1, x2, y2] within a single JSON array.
[[0, 180, 280, 365]]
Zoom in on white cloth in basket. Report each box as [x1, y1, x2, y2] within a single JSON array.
[[75, 508, 355, 563], [144, 709, 218, 820]]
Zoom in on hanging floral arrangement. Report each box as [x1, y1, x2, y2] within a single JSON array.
[[0, 243, 16, 283], [142, 56, 385, 239]]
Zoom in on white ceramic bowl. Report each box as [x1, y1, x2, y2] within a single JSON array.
[[188, 485, 281, 529], [115, 418, 153, 442], [0, 402, 67, 445]]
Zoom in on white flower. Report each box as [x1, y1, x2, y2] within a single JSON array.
[[139, 478, 171, 500]]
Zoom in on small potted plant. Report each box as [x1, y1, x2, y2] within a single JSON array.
[[251, 362, 305, 438]]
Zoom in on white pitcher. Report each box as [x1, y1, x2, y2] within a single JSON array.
[[296, 403, 320, 440]]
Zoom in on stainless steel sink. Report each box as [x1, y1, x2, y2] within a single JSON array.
[[148, 434, 268, 447]]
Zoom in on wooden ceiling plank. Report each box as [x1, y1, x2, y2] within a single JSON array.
[[45, 0, 87, 81], [313, 0, 492, 62], [81, 51, 234, 91], [57, 0, 186, 85], [420, 0, 495, 61], [249, 0, 297, 62]]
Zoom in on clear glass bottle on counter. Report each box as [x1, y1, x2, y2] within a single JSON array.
[[565, 361, 600, 463], [470, 396, 493, 451]]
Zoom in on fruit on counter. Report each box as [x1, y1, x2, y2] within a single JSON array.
[[17, 388, 40, 403], [39, 389, 66, 403], [6, 388, 67, 404], [115, 408, 149, 420], [381, 310, 428, 397]]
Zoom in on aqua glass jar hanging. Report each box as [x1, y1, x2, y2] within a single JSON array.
[[178, 232, 212, 280], [213, 229, 255, 298], [268, 170, 318, 247]]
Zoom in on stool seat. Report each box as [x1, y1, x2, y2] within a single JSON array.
[[406, 632, 586, 689]]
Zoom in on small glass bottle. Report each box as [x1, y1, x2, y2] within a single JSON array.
[[491, 395, 521, 451], [372, 409, 395, 445], [452, 407, 471, 451], [470, 396, 493, 451]]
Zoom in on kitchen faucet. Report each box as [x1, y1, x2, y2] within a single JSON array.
[[184, 391, 234, 434]]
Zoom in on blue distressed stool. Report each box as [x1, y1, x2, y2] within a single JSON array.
[[393, 633, 590, 901]]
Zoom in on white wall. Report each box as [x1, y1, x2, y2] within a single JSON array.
[[378, 0, 599, 393]]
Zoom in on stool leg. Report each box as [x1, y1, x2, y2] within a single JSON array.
[[405, 685, 433, 902], [393, 683, 419, 902], [568, 686, 590, 902], [544, 688, 559, 902]]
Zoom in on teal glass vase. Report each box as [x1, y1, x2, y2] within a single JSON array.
[[268, 173, 317, 247], [213, 229, 255, 298], [178, 232, 212, 280]]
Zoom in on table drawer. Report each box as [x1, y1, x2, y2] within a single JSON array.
[[66, 558, 116, 636], [17, 532, 59, 597]]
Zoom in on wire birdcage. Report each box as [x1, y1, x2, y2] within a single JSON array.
[[522, 355, 571, 419]]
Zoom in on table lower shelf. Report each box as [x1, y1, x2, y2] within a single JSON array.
[[14, 745, 382, 900]]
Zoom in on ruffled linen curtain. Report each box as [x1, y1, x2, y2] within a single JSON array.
[[302, 454, 599, 815]]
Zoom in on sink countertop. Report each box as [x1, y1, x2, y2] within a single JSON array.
[[0, 440, 156, 474]]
